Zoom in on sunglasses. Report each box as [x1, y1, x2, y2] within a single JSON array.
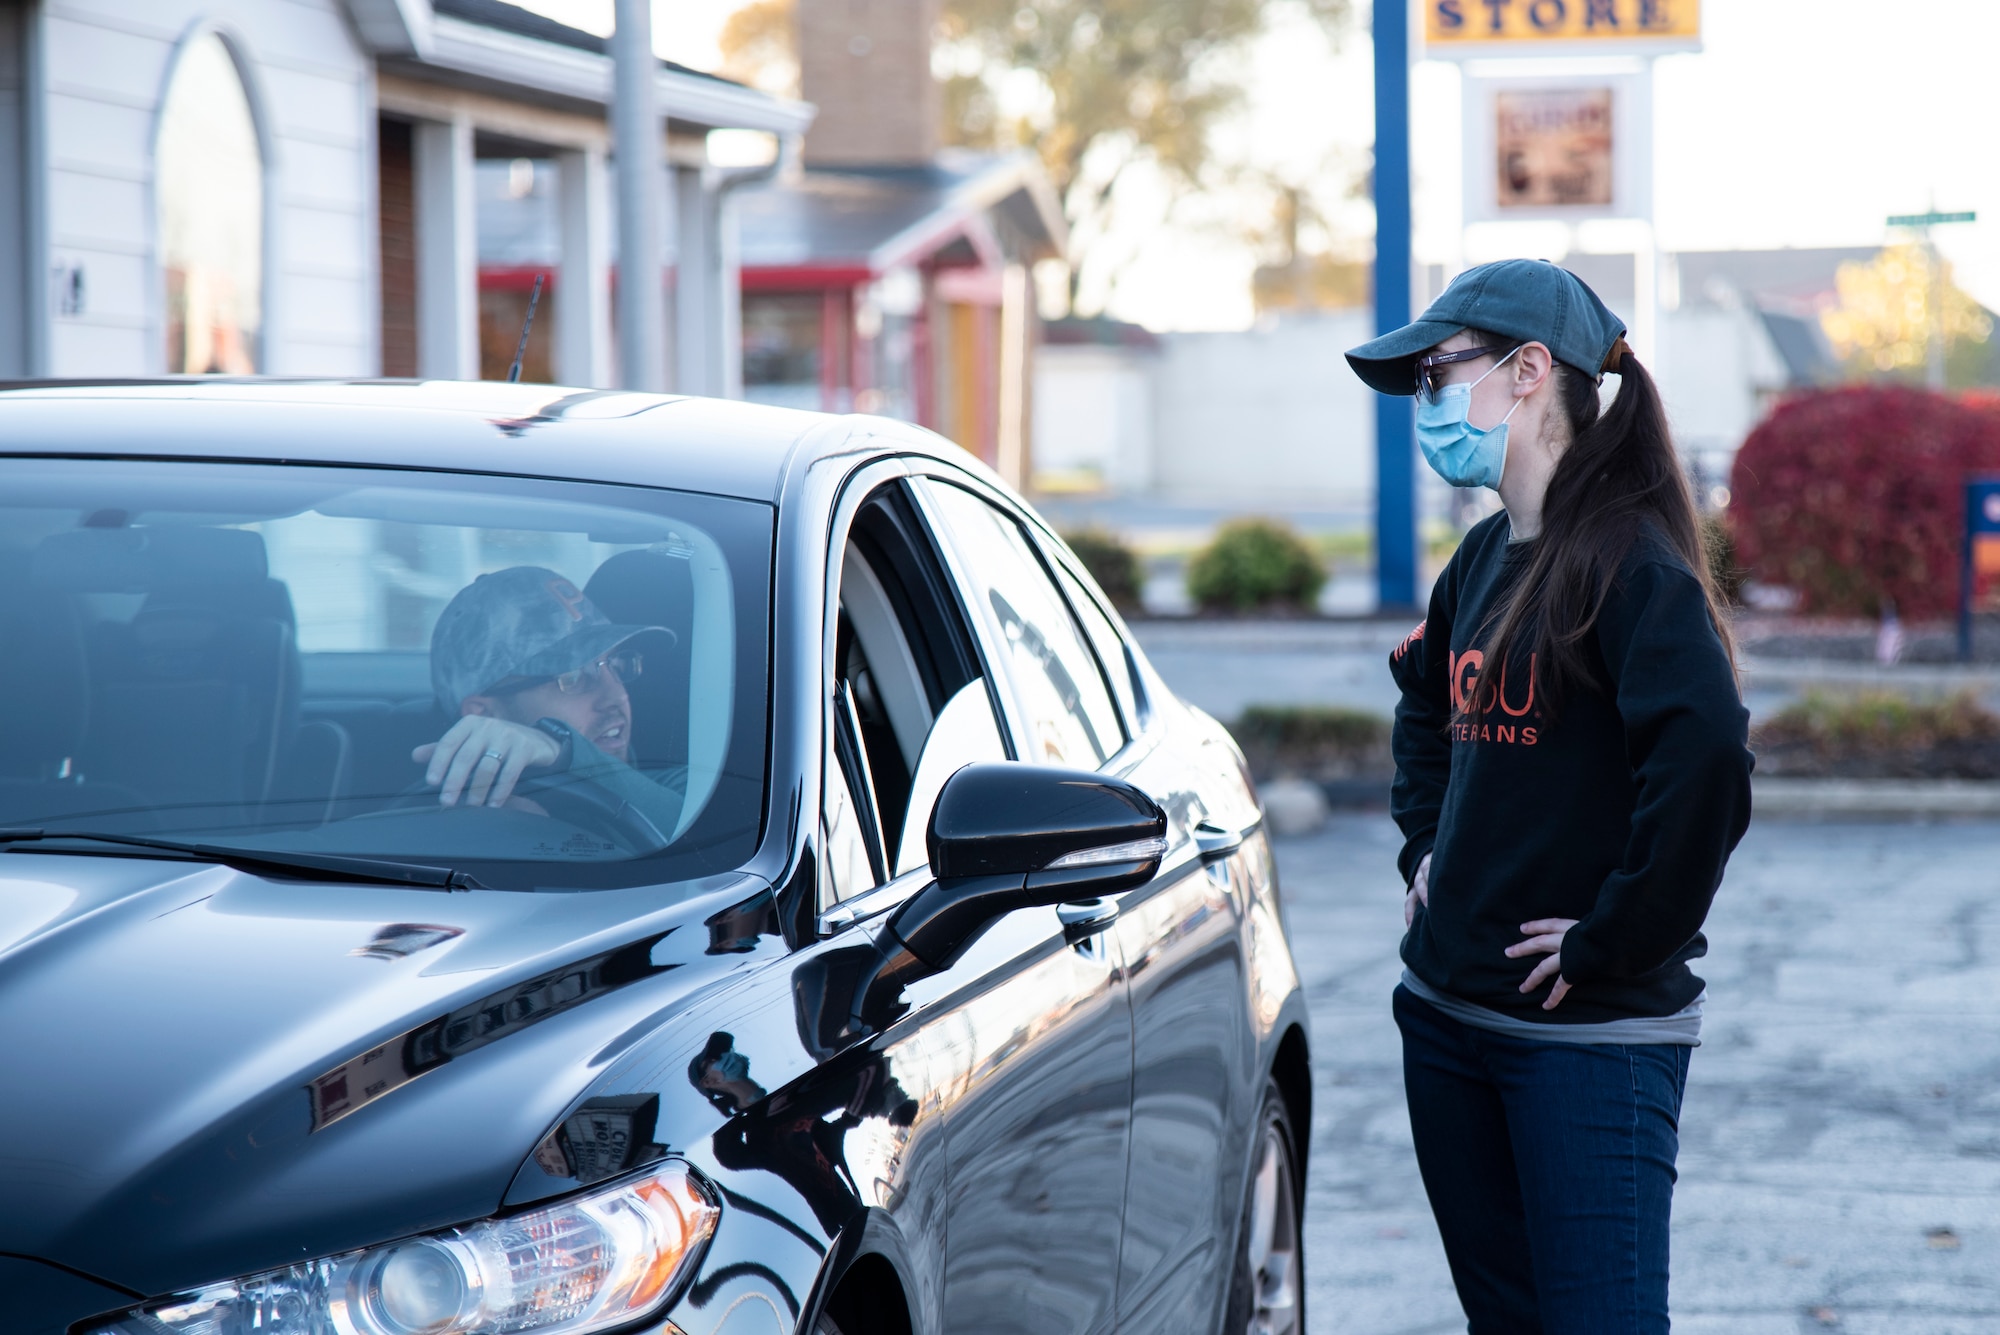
[[1415, 343, 1520, 404], [498, 651, 644, 696]]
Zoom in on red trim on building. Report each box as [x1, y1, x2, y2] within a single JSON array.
[[741, 264, 872, 292], [480, 265, 557, 292]]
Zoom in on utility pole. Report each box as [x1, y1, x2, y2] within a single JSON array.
[[1372, 0, 1416, 613], [613, 0, 665, 391], [1887, 208, 1976, 392]]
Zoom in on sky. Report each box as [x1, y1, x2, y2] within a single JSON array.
[[519, 0, 2000, 332]]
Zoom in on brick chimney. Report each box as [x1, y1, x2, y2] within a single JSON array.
[[797, 0, 940, 166]]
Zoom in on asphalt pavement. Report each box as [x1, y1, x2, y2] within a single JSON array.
[[1283, 813, 2000, 1334]]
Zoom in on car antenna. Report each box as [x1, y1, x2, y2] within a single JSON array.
[[506, 273, 545, 384]]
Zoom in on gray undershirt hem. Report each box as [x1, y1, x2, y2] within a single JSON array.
[[1401, 968, 1704, 1046]]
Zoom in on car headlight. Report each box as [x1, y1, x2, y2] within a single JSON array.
[[88, 1160, 719, 1335]]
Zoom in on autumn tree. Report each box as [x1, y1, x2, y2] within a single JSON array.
[[941, 0, 1347, 310], [718, 0, 799, 94], [720, 0, 1352, 312], [1819, 244, 1997, 389]]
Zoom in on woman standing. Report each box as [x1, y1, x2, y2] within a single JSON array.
[[1346, 259, 1753, 1333]]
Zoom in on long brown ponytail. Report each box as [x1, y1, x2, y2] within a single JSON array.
[[1472, 342, 1736, 716]]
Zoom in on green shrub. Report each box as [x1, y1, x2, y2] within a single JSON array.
[[1232, 705, 1391, 781], [1187, 518, 1325, 614], [1757, 690, 2000, 752], [1060, 527, 1144, 614]]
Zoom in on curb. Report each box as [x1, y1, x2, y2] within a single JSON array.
[[1753, 778, 2000, 819]]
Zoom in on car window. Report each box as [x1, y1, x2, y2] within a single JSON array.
[[893, 678, 1005, 876], [822, 487, 1007, 907], [0, 459, 772, 890], [822, 749, 880, 906], [917, 481, 1125, 768], [1046, 553, 1144, 734]]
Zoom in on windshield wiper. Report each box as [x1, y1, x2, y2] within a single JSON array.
[[0, 829, 484, 890]]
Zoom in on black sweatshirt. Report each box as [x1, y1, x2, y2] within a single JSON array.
[[1388, 512, 1754, 1025]]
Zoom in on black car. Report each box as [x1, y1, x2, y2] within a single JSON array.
[[0, 382, 1311, 1335]]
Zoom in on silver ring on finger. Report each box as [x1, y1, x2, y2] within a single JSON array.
[[481, 749, 505, 763]]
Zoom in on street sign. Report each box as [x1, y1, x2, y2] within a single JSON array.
[[1960, 477, 2000, 661], [1889, 211, 1977, 228], [1424, 0, 1701, 59]]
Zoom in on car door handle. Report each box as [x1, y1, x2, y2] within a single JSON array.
[[1057, 897, 1119, 944], [1193, 820, 1244, 862]]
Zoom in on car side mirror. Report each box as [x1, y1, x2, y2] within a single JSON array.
[[884, 762, 1166, 971]]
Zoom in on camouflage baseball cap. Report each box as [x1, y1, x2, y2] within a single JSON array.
[[429, 565, 675, 714]]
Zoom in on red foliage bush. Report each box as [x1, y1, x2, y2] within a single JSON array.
[[1729, 386, 2000, 618]]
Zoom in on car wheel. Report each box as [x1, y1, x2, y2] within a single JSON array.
[[1225, 1079, 1304, 1335]]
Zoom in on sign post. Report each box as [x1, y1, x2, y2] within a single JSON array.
[[1961, 477, 2000, 662], [1374, 0, 1417, 612], [1886, 210, 1977, 391]]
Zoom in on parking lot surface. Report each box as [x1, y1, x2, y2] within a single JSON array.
[[1284, 814, 2000, 1335]]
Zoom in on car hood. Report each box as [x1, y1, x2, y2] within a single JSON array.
[[0, 851, 775, 1298]]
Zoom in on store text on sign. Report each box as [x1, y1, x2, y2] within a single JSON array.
[[1428, 0, 1701, 48]]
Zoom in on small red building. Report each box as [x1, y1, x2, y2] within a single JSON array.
[[736, 152, 1066, 485]]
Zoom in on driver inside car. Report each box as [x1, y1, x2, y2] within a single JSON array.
[[416, 565, 684, 834]]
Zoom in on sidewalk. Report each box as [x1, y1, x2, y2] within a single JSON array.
[[1287, 814, 2000, 1334]]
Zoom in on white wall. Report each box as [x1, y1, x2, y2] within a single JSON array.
[[1151, 310, 1376, 509], [40, 0, 376, 376], [1032, 343, 1155, 492]]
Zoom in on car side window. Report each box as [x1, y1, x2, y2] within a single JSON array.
[[822, 485, 1008, 908], [918, 481, 1126, 768], [1046, 553, 1145, 733]]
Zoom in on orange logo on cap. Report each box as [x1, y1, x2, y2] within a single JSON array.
[[546, 578, 588, 622]]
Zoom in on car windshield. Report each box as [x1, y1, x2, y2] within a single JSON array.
[[0, 458, 773, 890]]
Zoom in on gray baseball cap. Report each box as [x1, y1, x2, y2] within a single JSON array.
[[429, 565, 675, 714], [1345, 258, 1629, 396]]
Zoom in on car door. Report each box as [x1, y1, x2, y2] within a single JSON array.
[[1031, 529, 1264, 1334], [815, 474, 1133, 1335], [907, 476, 1137, 1335]]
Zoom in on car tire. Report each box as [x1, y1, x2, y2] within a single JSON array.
[[1223, 1078, 1305, 1335]]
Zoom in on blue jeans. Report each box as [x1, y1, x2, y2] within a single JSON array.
[[1393, 984, 1691, 1335]]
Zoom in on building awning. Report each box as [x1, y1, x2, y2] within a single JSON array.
[[349, 0, 815, 136], [737, 150, 1067, 281]]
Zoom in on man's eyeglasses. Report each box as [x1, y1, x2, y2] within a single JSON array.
[[500, 652, 643, 696], [1415, 344, 1518, 404]]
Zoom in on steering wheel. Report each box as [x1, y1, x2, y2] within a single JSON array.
[[374, 767, 669, 854], [514, 766, 672, 853]]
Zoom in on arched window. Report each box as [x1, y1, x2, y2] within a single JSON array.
[[158, 32, 263, 374]]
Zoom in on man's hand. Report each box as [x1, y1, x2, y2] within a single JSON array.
[[413, 716, 560, 808], [1505, 918, 1579, 1010], [1404, 852, 1432, 928]]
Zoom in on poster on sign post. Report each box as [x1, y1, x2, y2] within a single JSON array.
[[1495, 87, 1614, 210], [1461, 69, 1650, 223]]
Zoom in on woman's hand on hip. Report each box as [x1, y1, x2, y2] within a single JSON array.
[[1404, 853, 1432, 928], [1505, 917, 1578, 1010]]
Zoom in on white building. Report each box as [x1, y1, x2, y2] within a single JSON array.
[[0, 0, 812, 386], [1033, 249, 1871, 519]]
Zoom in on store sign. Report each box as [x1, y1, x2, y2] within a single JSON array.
[[1426, 0, 1700, 55], [1495, 88, 1613, 210], [1462, 71, 1648, 221]]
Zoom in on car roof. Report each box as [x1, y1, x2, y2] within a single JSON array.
[[0, 380, 941, 502]]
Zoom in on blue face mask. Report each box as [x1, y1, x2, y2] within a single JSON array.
[[1415, 346, 1522, 490]]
